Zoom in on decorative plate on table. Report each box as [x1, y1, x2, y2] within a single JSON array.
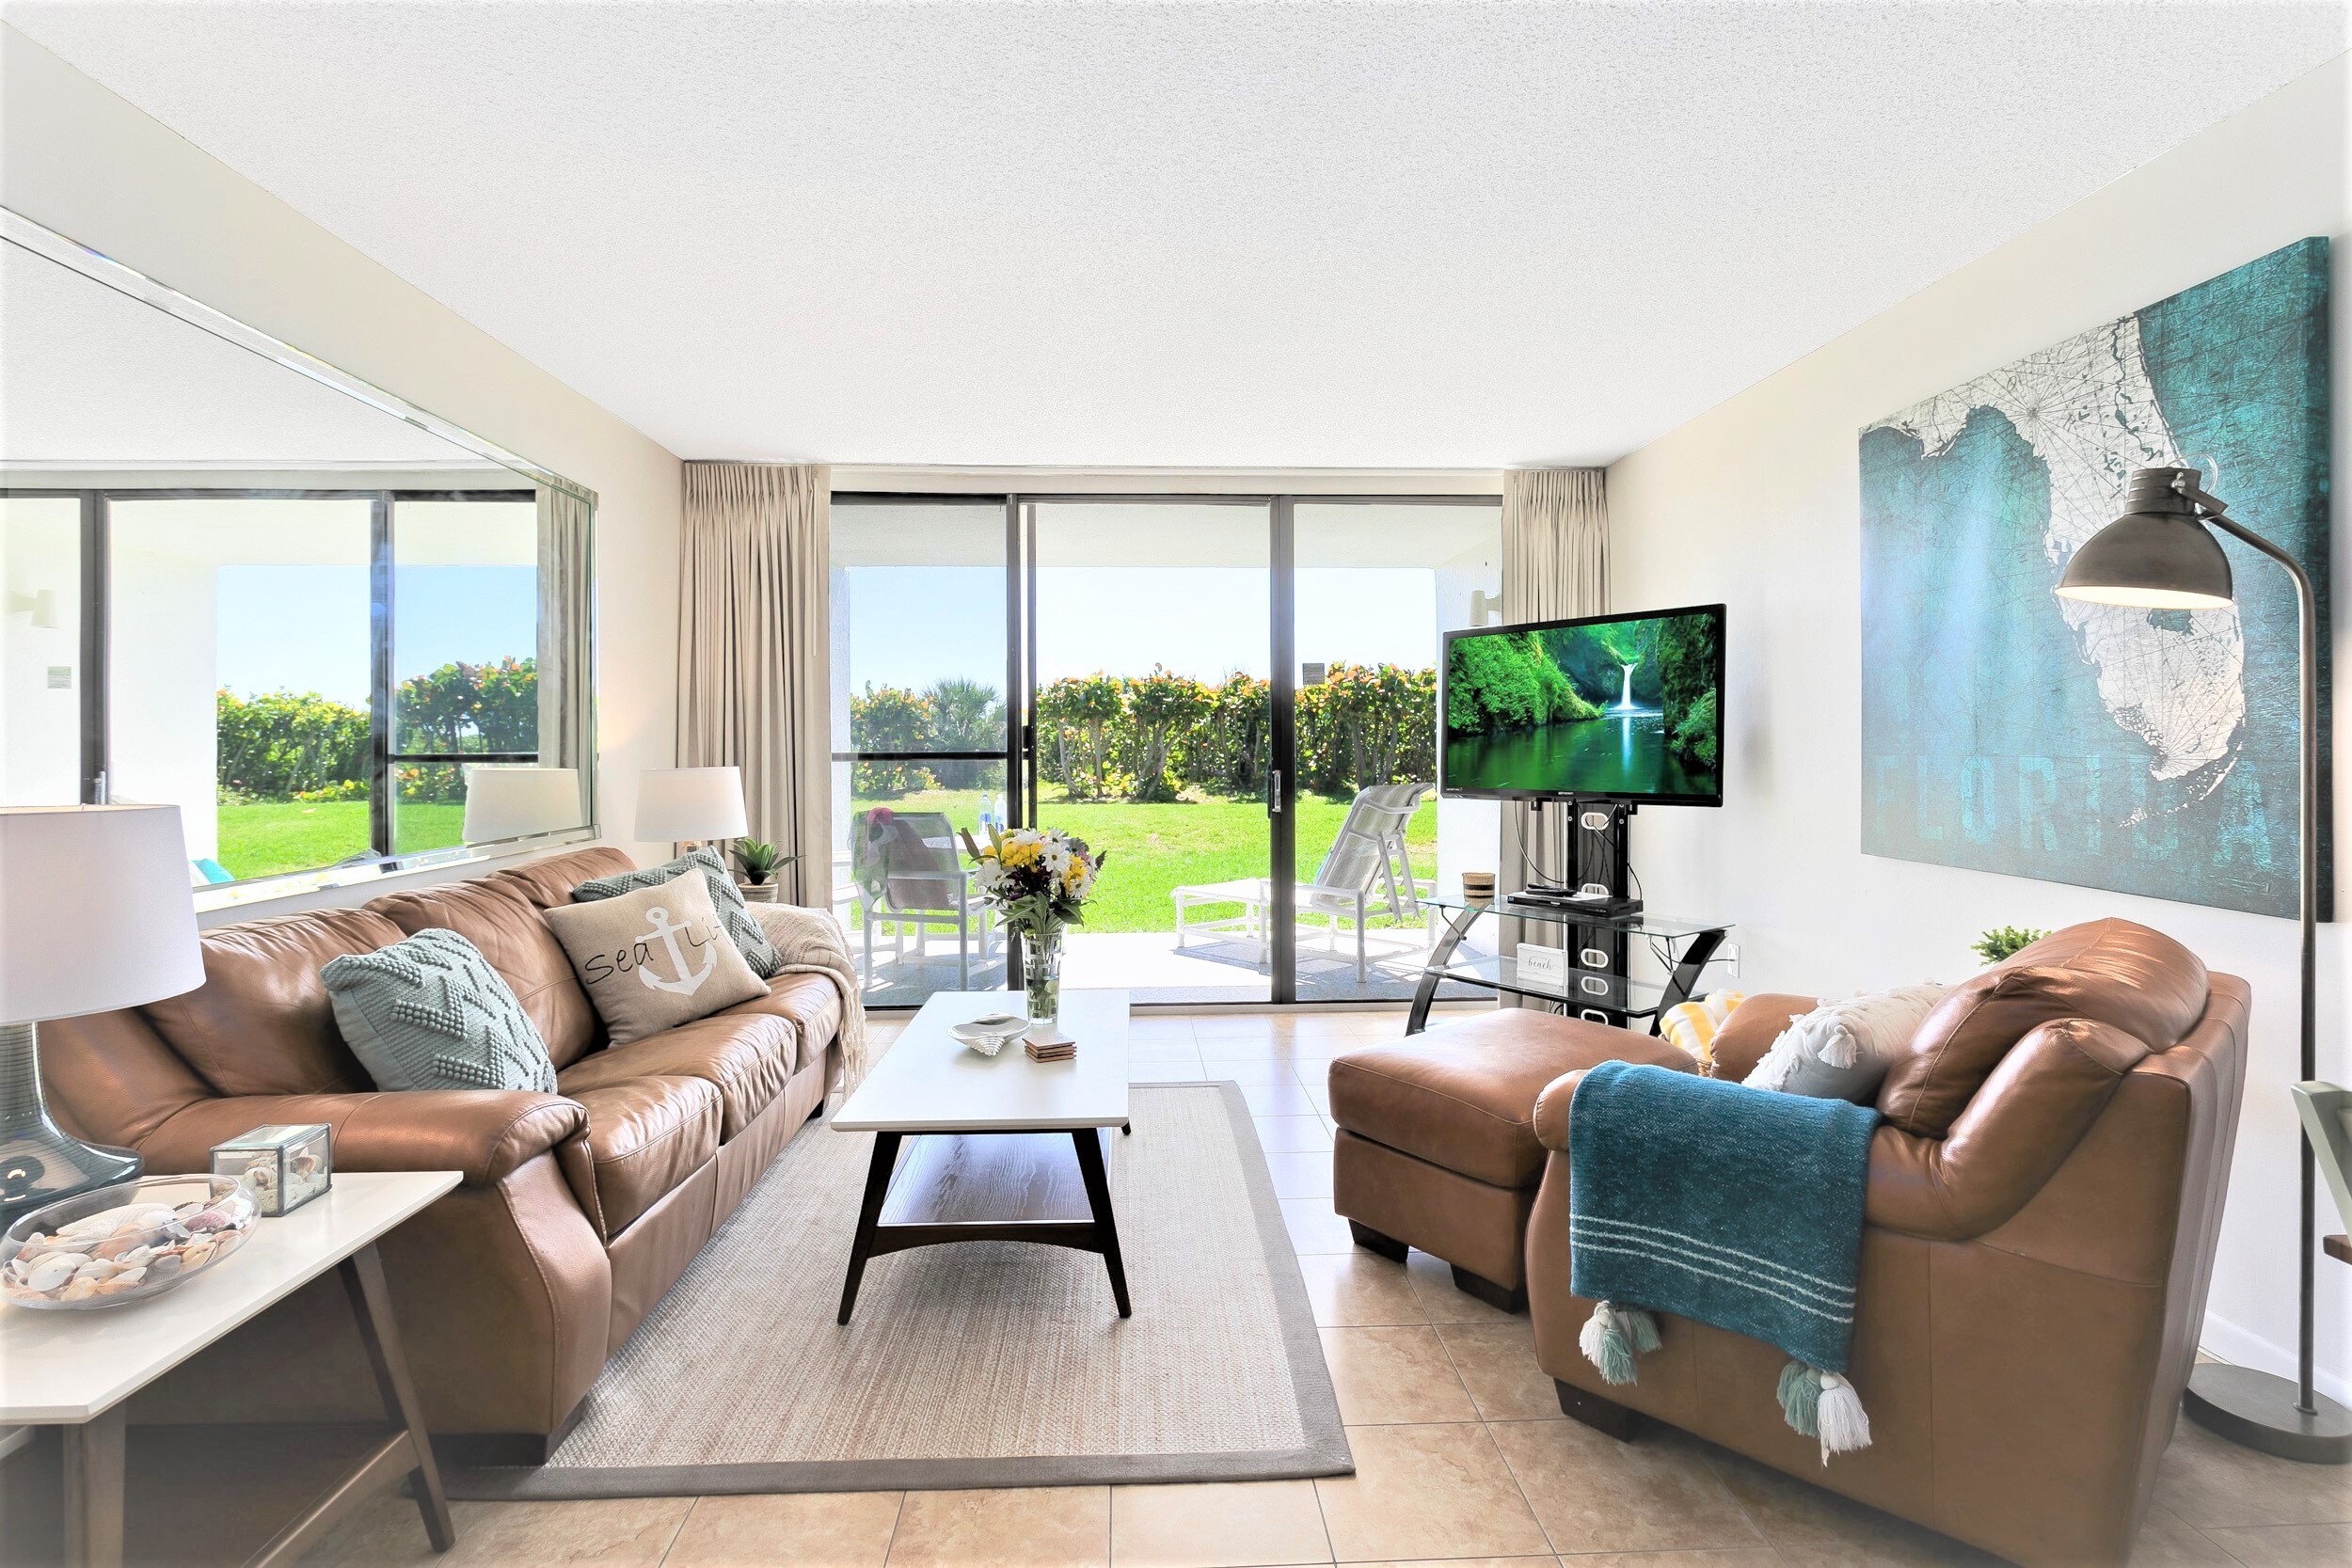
[[2, 1174, 256, 1310], [950, 1013, 1029, 1057]]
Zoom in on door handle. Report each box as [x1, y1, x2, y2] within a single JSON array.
[[1269, 770, 1282, 813]]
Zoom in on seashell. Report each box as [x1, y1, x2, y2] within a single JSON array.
[[93, 1237, 139, 1260], [119, 1245, 153, 1267], [72, 1259, 119, 1281], [58, 1278, 100, 1301], [23, 1256, 77, 1292], [146, 1254, 183, 1277], [184, 1209, 234, 1232], [182, 1241, 215, 1269]]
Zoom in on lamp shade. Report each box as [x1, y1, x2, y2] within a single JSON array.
[[2057, 466, 2236, 610], [463, 766, 583, 843], [0, 804, 203, 1023], [635, 767, 749, 842]]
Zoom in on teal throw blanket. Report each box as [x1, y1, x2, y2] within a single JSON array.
[[1567, 1059, 1880, 1460]]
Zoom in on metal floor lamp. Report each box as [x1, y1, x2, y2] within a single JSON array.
[[2058, 465, 2351, 1464]]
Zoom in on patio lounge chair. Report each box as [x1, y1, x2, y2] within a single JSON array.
[[850, 808, 996, 988], [1170, 782, 1431, 982]]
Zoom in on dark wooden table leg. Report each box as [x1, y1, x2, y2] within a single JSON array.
[[341, 1243, 454, 1553], [62, 1405, 125, 1568], [837, 1130, 904, 1324], [1071, 1127, 1131, 1318]]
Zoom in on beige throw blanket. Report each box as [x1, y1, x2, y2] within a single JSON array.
[[749, 902, 871, 1092]]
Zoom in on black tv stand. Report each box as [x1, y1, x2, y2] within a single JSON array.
[[1407, 797, 1727, 1036]]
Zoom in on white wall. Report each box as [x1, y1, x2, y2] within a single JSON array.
[[1607, 54, 2351, 1399], [0, 24, 684, 867]]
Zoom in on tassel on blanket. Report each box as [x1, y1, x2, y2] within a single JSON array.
[[1778, 1360, 1872, 1464], [1579, 1301, 1660, 1386]]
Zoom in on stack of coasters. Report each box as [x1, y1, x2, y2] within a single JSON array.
[[1025, 1037, 1076, 1062]]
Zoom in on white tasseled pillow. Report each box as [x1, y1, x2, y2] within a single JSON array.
[[1744, 982, 1950, 1102]]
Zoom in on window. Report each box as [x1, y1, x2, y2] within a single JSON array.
[[826, 489, 1502, 1008], [391, 496, 544, 855], [7, 484, 586, 894]]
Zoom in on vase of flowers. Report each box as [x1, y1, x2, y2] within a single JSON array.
[[962, 825, 1108, 1033]]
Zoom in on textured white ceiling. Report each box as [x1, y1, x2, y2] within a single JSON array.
[[8, 2, 2344, 469]]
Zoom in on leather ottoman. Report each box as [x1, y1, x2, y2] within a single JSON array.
[[1327, 1010, 1692, 1310]]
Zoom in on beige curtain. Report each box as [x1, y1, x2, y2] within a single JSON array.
[[676, 463, 833, 907], [535, 483, 596, 830], [1498, 467, 1609, 981]]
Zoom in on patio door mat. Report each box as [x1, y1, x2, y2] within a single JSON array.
[[447, 1082, 1351, 1497]]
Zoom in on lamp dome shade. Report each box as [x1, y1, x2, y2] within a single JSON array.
[[0, 804, 203, 1023], [2058, 511, 2234, 610], [463, 767, 583, 843], [635, 767, 750, 842]]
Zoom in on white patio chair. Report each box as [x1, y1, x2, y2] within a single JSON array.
[[1171, 782, 1431, 982], [850, 808, 996, 989]]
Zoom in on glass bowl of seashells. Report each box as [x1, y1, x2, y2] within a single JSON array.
[[2, 1174, 257, 1310]]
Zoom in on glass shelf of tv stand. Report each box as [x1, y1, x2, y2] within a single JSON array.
[[1420, 891, 1731, 942], [1438, 952, 1669, 1015], [1407, 887, 1735, 1036]]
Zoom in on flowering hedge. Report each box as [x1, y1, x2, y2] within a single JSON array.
[[216, 657, 539, 803]]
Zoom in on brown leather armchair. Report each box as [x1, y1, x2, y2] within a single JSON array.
[[1525, 920, 2248, 1568], [38, 847, 845, 1462]]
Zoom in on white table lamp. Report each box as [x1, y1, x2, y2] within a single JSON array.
[[462, 766, 583, 844], [0, 805, 205, 1227], [635, 767, 749, 849]]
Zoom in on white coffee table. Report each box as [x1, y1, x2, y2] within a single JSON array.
[[0, 1169, 460, 1567], [832, 990, 1131, 1323]]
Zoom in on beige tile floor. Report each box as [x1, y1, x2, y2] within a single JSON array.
[[310, 1007, 2352, 1568]]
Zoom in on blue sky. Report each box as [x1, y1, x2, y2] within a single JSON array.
[[216, 562, 1447, 708], [216, 565, 536, 704], [845, 565, 1445, 694]]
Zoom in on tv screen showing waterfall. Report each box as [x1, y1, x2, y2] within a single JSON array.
[[1440, 605, 1724, 804]]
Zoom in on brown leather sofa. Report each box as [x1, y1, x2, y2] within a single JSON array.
[[38, 847, 843, 1461], [1526, 920, 2247, 1568]]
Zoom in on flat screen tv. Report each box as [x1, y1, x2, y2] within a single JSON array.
[[1440, 604, 1724, 804]]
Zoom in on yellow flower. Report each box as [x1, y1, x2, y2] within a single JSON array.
[[999, 839, 1042, 869]]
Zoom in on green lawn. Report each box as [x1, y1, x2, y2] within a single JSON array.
[[218, 788, 1434, 938], [854, 786, 1435, 934], [215, 800, 465, 880]]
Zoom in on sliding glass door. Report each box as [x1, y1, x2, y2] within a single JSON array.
[[1292, 501, 1502, 1001], [829, 497, 1015, 1005], [826, 490, 1502, 1009], [1028, 499, 1275, 1005]]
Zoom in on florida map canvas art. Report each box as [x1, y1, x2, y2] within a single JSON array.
[[1859, 237, 2331, 919]]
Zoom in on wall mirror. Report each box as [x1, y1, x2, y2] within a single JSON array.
[[0, 209, 596, 907]]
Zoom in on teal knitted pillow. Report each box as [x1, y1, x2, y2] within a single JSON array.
[[570, 847, 784, 979], [323, 928, 559, 1094]]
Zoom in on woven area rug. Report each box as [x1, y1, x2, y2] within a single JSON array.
[[450, 1082, 1349, 1497]]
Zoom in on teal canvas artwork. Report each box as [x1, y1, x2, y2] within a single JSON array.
[[1860, 238, 2331, 920]]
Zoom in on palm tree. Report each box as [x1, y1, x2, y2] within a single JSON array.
[[924, 678, 1005, 787]]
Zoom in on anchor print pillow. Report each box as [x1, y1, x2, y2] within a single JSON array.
[[323, 928, 559, 1094], [541, 869, 767, 1046]]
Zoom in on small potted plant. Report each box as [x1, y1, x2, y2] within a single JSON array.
[[1971, 925, 2051, 967], [731, 839, 796, 904]]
